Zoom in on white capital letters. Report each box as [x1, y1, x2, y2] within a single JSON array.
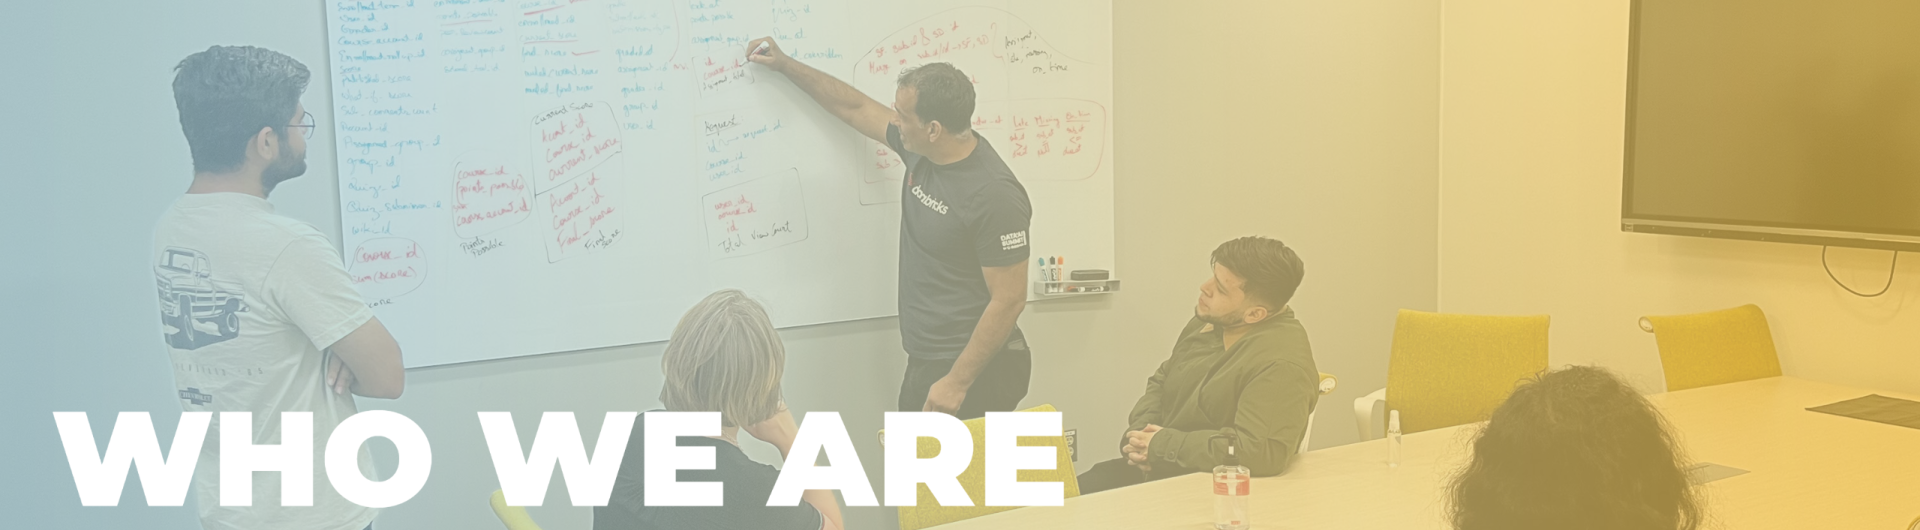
[[768, 412, 878, 506], [53, 411, 210, 506], [985, 412, 1064, 506], [643, 411, 723, 506], [479, 411, 637, 507], [326, 410, 432, 508], [883, 412, 974, 507], [219, 411, 313, 507]]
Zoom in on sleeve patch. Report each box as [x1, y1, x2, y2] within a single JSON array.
[[999, 230, 1028, 250]]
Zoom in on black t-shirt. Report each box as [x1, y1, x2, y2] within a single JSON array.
[[887, 124, 1033, 359], [594, 412, 823, 530]]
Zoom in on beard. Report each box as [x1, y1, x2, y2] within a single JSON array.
[[261, 141, 308, 196], [1194, 308, 1242, 328]]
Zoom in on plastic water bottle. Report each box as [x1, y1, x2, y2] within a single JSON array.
[[1213, 442, 1250, 530], [1387, 410, 1403, 468]]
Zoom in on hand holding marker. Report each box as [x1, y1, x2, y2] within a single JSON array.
[[744, 38, 781, 68]]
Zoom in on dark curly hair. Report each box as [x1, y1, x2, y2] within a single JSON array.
[[172, 46, 310, 173], [1448, 366, 1703, 530]]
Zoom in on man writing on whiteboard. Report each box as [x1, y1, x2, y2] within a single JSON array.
[[746, 37, 1034, 418], [159, 46, 405, 530]]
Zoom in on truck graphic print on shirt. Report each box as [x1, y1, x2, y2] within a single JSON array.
[[155, 247, 247, 350]]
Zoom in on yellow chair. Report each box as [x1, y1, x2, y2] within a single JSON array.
[[489, 489, 545, 530], [1296, 372, 1337, 453], [895, 404, 1081, 530], [1354, 310, 1549, 438], [1639, 304, 1781, 392]]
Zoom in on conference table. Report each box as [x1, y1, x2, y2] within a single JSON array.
[[944, 377, 1920, 529]]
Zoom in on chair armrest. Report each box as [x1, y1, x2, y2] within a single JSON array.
[[490, 489, 545, 530], [1353, 388, 1387, 441]]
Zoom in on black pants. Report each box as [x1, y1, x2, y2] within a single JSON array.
[[1076, 457, 1198, 495], [896, 346, 1031, 419]]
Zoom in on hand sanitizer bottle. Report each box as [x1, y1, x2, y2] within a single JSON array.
[[1212, 436, 1250, 530], [1388, 409, 1403, 468]]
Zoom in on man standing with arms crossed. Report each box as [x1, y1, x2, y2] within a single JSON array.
[[745, 38, 1033, 418], [158, 46, 405, 530]]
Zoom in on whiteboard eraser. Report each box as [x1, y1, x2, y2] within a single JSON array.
[[1070, 269, 1108, 281]]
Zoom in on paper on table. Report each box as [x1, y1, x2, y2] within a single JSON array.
[[1807, 394, 1920, 430], [1685, 462, 1749, 484]]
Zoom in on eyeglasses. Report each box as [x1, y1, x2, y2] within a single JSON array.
[[287, 111, 316, 139]]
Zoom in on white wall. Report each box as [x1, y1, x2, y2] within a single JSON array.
[[7, 1, 1439, 528], [1437, 0, 1920, 395]]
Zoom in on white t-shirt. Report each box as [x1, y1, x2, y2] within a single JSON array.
[[153, 192, 378, 530]]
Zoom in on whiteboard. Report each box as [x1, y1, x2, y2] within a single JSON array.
[[323, 0, 1113, 367]]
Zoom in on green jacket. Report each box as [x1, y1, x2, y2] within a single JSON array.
[[1125, 308, 1318, 477]]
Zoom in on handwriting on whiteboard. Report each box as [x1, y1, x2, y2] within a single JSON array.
[[531, 102, 626, 262], [847, 7, 1103, 203], [531, 101, 625, 194], [349, 237, 428, 300], [696, 106, 792, 192], [703, 168, 810, 258], [537, 168, 624, 263], [695, 54, 756, 95], [984, 99, 1108, 181], [451, 150, 533, 239]]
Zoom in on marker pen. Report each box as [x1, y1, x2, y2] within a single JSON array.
[[1044, 257, 1059, 293], [1038, 258, 1049, 293]]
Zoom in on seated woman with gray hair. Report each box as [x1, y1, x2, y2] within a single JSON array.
[[596, 289, 846, 530]]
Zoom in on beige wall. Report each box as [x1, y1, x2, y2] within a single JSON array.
[[1438, 0, 1920, 395]]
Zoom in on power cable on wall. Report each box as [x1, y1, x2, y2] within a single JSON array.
[[1821, 246, 1899, 298]]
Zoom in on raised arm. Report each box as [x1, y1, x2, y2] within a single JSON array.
[[746, 37, 893, 145]]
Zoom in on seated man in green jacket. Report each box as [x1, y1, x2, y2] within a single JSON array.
[[1078, 236, 1317, 494]]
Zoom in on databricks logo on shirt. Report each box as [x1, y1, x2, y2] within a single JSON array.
[[1000, 231, 1028, 251], [910, 185, 950, 215]]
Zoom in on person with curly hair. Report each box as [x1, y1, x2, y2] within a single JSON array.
[[1449, 366, 1705, 530]]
